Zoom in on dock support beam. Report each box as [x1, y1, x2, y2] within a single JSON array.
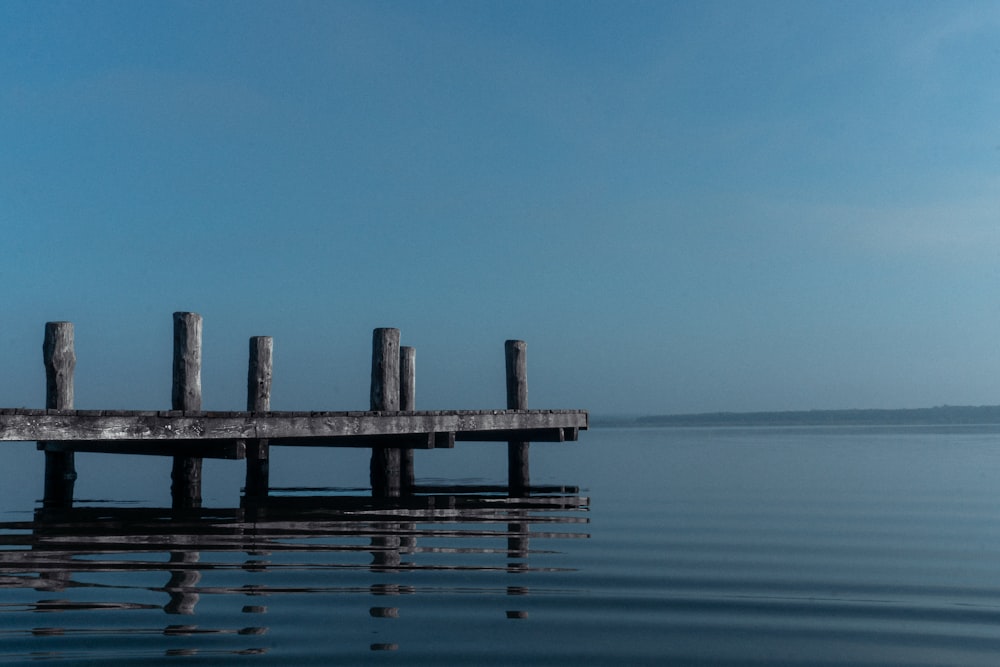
[[171, 312, 203, 509], [370, 328, 401, 497], [506, 340, 529, 495], [42, 322, 77, 508], [245, 336, 272, 497]]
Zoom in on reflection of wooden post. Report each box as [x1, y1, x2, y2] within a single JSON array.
[[370, 526, 402, 572], [33, 507, 73, 590], [507, 521, 529, 561], [245, 336, 272, 497], [43, 322, 76, 508], [505, 340, 529, 495], [370, 328, 400, 497], [399, 346, 415, 493], [164, 551, 201, 614], [171, 313, 202, 509]]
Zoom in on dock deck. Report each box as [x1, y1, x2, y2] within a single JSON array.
[[1, 408, 587, 457]]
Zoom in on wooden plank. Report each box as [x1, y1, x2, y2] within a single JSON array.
[[455, 427, 577, 442], [0, 409, 587, 442], [41, 439, 246, 459], [1, 409, 586, 441], [268, 431, 454, 449], [35, 430, 509, 453]]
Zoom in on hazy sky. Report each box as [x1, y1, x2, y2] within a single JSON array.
[[3, 1, 999, 416]]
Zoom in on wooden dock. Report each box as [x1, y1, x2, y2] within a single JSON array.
[[1, 314, 588, 508]]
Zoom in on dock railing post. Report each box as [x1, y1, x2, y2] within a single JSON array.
[[400, 346, 416, 493], [370, 328, 401, 497], [171, 312, 203, 509], [505, 340, 529, 495], [245, 336, 272, 497], [42, 322, 77, 508]]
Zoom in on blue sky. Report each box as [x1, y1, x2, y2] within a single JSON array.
[[2, 0, 999, 416]]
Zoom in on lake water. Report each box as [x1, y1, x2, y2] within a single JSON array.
[[4, 425, 1000, 665]]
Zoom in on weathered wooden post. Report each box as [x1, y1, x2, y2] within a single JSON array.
[[42, 322, 76, 508], [399, 345, 416, 493], [171, 312, 203, 509], [370, 328, 401, 497], [505, 340, 529, 495], [245, 336, 272, 497]]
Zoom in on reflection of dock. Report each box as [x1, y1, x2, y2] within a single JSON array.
[[0, 315, 587, 507], [0, 487, 589, 656], [22, 489, 590, 578]]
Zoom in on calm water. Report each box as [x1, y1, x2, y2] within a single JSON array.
[[4, 425, 1000, 665]]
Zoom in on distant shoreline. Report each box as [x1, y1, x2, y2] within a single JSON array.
[[594, 405, 1000, 428]]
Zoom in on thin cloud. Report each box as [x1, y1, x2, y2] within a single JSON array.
[[760, 185, 1000, 262], [853, 202, 1000, 258], [896, 3, 1000, 67]]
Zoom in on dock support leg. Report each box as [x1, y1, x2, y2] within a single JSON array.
[[505, 340, 529, 496], [42, 322, 76, 508], [245, 336, 272, 497], [370, 328, 401, 497], [171, 312, 203, 509], [400, 345, 416, 493]]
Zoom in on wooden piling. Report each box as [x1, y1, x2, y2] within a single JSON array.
[[172, 313, 202, 411], [247, 336, 273, 412], [171, 312, 203, 508], [370, 328, 401, 497], [245, 336, 272, 496], [505, 340, 529, 494], [400, 346, 416, 492], [44, 323, 75, 410], [42, 322, 76, 507]]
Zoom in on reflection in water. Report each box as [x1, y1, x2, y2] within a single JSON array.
[[0, 486, 589, 661]]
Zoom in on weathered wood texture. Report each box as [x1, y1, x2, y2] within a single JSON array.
[[171, 312, 203, 508], [43, 439, 246, 458], [400, 345, 416, 492], [371, 328, 401, 497], [505, 340, 529, 493], [2, 408, 585, 442], [505, 340, 528, 411], [245, 336, 272, 496], [370, 328, 400, 412], [43, 322, 75, 410], [247, 336, 273, 412], [42, 322, 76, 507], [172, 313, 203, 411]]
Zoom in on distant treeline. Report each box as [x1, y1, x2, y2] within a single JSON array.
[[596, 405, 1000, 428]]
